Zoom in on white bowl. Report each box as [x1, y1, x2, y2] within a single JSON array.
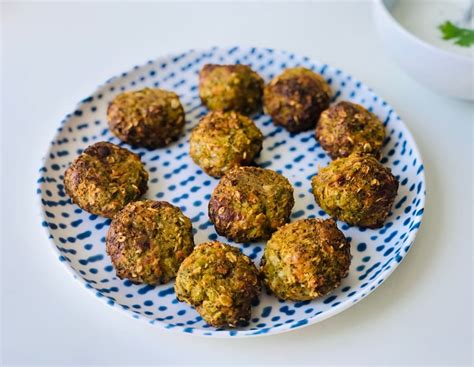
[[373, 0, 474, 100]]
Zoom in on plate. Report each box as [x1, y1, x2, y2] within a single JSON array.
[[38, 46, 425, 337]]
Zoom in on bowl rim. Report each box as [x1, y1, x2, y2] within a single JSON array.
[[374, 0, 473, 63], [37, 45, 427, 338]]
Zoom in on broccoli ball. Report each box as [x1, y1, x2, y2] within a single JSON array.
[[312, 153, 399, 228], [175, 241, 261, 328], [189, 111, 264, 177], [316, 101, 385, 159], [260, 218, 351, 301], [209, 167, 294, 243], [106, 200, 194, 285], [199, 64, 264, 115], [107, 88, 185, 148], [263, 67, 332, 132], [64, 142, 148, 218]]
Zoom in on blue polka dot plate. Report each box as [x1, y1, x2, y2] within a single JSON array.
[[38, 46, 425, 337]]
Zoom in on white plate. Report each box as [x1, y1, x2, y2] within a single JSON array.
[[38, 46, 425, 337]]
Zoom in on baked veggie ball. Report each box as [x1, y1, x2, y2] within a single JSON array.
[[64, 142, 148, 218], [263, 67, 331, 132], [209, 167, 294, 243], [260, 218, 351, 301], [189, 111, 264, 177], [107, 88, 185, 148], [199, 64, 264, 115], [106, 200, 194, 285], [316, 101, 385, 159], [175, 241, 261, 328], [311, 153, 399, 228]]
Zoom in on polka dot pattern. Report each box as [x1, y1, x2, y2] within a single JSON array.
[[38, 46, 425, 337]]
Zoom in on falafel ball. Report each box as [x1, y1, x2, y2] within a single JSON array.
[[189, 111, 264, 178], [106, 200, 194, 285], [64, 142, 148, 218], [199, 64, 264, 115], [107, 88, 185, 148], [263, 67, 332, 132], [311, 153, 399, 228], [316, 101, 385, 159], [260, 218, 351, 301], [175, 241, 261, 328], [209, 167, 294, 243]]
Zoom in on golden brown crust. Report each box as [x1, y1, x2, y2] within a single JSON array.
[[175, 241, 261, 328], [199, 64, 264, 115], [208, 167, 294, 243], [260, 218, 351, 301], [264, 67, 332, 132], [106, 200, 194, 285], [189, 111, 263, 177], [311, 153, 399, 228], [316, 101, 385, 159], [107, 88, 185, 148], [63, 142, 148, 218]]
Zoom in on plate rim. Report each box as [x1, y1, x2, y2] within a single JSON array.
[[38, 45, 426, 338]]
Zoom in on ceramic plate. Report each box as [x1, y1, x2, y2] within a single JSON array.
[[38, 46, 425, 337]]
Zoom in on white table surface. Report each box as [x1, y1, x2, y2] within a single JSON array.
[[2, 1, 473, 366]]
